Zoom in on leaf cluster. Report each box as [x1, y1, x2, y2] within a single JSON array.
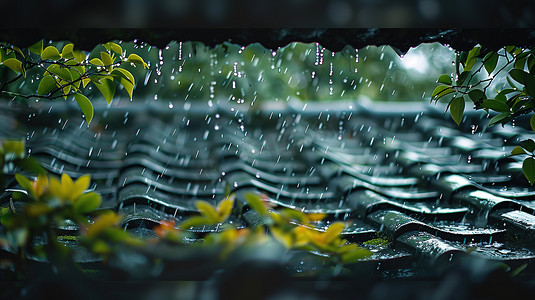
[[432, 45, 535, 184], [0, 41, 148, 125], [1, 173, 102, 253], [243, 192, 372, 264]]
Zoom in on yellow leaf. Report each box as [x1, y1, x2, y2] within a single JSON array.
[[69, 174, 90, 202], [31, 174, 49, 198], [269, 211, 283, 224], [82, 77, 91, 88], [306, 213, 326, 222], [86, 212, 121, 237], [25, 203, 53, 217], [195, 200, 219, 223], [322, 222, 345, 245], [49, 177, 65, 201], [271, 227, 293, 248], [217, 194, 234, 222], [293, 226, 312, 246], [62, 85, 71, 99]]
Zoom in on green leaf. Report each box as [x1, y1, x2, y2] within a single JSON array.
[[484, 52, 499, 75], [437, 74, 452, 85], [100, 52, 114, 66], [127, 53, 149, 68], [62, 82, 71, 99], [450, 96, 465, 126], [195, 200, 219, 222], [111, 68, 135, 99], [341, 246, 372, 263], [524, 73, 535, 98], [280, 208, 307, 223], [12, 46, 24, 58], [507, 76, 521, 90], [506, 46, 518, 55], [15, 174, 34, 197], [89, 74, 113, 84], [511, 99, 528, 113], [61, 43, 75, 59], [323, 222, 345, 244], [2, 58, 25, 77], [41, 46, 61, 60], [531, 114, 535, 132], [73, 50, 86, 63], [431, 85, 455, 100], [523, 157, 535, 186], [2, 140, 25, 156], [89, 58, 104, 66], [29, 40, 43, 55], [488, 113, 509, 126], [456, 71, 470, 85], [104, 42, 123, 55], [82, 77, 91, 88], [245, 192, 268, 216], [510, 68, 528, 85], [482, 99, 510, 113], [46, 64, 73, 82], [179, 216, 213, 229], [15, 157, 46, 175], [69, 65, 85, 89], [468, 89, 486, 103], [515, 56, 527, 70], [74, 93, 94, 124], [37, 75, 57, 96], [73, 192, 101, 214], [111, 67, 134, 85], [464, 47, 480, 72], [511, 146, 527, 156], [86, 212, 121, 237], [93, 78, 115, 104], [528, 54, 535, 73], [520, 139, 535, 153], [465, 58, 477, 72]]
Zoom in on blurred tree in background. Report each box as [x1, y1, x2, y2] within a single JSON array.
[[0, 40, 457, 108]]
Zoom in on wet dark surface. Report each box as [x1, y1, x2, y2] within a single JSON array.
[[3, 99, 535, 298]]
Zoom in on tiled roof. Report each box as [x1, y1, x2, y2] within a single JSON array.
[[3, 100, 535, 296]]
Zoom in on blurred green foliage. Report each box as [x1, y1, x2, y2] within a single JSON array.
[[1, 40, 456, 107], [128, 41, 456, 104]]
